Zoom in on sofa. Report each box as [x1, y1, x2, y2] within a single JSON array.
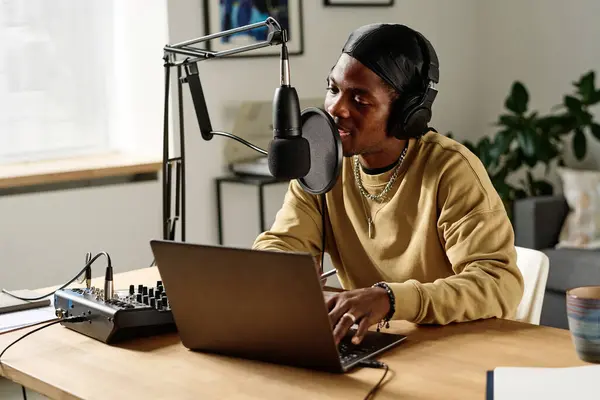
[[513, 195, 600, 329]]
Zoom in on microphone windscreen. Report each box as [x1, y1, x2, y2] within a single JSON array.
[[268, 137, 310, 179], [297, 108, 342, 195]]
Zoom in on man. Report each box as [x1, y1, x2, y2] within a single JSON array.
[[252, 23, 524, 346]]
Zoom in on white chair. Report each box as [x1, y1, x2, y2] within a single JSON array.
[[514, 246, 550, 325]]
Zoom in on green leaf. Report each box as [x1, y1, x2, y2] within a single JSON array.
[[536, 133, 557, 164], [575, 71, 595, 104], [517, 129, 536, 158], [493, 180, 512, 203], [572, 128, 587, 160], [591, 90, 600, 104], [537, 115, 571, 135], [476, 137, 493, 169], [514, 189, 528, 199], [505, 82, 529, 115], [564, 95, 582, 113], [591, 123, 600, 141], [494, 129, 514, 154], [497, 114, 521, 130], [533, 179, 554, 196], [463, 140, 476, 155], [505, 150, 523, 172]]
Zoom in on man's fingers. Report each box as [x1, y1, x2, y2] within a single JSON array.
[[352, 314, 372, 345], [326, 294, 339, 312], [332, 311, 357, 345]]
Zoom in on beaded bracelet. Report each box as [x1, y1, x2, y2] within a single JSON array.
[[372, 282, 396, 332]]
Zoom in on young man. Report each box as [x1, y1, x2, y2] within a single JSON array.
[[252, 23, 524, 345]]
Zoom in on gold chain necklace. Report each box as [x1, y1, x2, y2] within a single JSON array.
[[353, 146, 408, 238], [353, 146, 407, 203]]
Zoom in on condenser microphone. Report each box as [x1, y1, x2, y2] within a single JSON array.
[[268, 43, 310, 179]]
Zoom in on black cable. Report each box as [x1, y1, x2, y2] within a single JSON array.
[[76, 252, 92, 284], [1, 252, 112, 301], [21, 385, 27, 400], [320, 193, 327, 275], [359, 360, 392, 400], [0, 316, 87, 361]]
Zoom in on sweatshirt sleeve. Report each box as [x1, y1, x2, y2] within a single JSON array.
[[252, 180, 324, 258], [387, 149, 525, 325]]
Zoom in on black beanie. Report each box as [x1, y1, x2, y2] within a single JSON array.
[[341, 23, 425, 95]]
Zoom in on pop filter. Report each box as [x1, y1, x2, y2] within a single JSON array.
[[297, 107, 342, 195]]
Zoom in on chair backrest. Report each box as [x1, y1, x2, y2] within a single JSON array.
[[514, 246, 550, 325]]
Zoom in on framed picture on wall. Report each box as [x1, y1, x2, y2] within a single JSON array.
[[203, 0, 304, 57], [324, 0, 393, 6]]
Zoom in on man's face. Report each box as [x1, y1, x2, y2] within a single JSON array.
[[324, 53, 397, 157]]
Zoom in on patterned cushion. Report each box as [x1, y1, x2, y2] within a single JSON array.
[[557, 167, 600, 249]]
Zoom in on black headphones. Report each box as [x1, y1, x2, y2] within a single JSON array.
[[387, 29, 440, 140]]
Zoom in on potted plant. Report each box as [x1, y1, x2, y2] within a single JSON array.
[[448, 70, 600, 219]]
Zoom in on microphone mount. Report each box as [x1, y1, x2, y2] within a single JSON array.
[[161, 17, 289, 243]]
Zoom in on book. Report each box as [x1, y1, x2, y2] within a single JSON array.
[[486, 365, 598, 399], [0, 289, 51, 315]]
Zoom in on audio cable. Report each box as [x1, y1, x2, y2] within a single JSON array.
[[1, 252, 112, 301], [359, 359, 393, 400], [0, 316, 88, 361]]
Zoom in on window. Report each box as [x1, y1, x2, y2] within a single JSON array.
[[0, 0, 114, 164], [0, 0, 167, 165]]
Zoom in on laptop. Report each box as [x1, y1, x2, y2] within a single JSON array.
[[149, 240, 406, 373]]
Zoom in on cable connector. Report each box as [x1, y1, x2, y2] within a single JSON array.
[[63, 316, 88, 323], [359, 359, 386, 369]]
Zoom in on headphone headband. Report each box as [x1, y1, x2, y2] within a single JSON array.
[[412, 31, 439, 86], [389, 27, 439, 140]]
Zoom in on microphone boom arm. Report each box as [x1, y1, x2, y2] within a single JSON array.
[[160, 17, 287, 242]]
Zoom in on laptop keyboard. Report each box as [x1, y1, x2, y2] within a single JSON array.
[[337, 330, 406, 367], [338, 340, 383, 365]]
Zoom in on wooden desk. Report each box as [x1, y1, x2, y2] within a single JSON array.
[[0, 267, 588, 399]]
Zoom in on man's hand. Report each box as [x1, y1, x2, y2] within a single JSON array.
[[327, 287, 390, 345]]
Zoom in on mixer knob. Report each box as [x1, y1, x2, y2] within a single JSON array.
[[129, 285, 135, 295], [143, 295, 149, 305], [157, 280, 162, 287], [162, 295, 168, 307], [142, 286, 148, 296], [156, 299, 163, 310], [138, 284, 143, 293], [149, 288, 154, 297], [150, 297, 156, 308], [136, 293, 142, 303]]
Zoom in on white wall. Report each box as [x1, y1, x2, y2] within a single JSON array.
[[0, 181, 161, 291], [477, 0, 600, 186]]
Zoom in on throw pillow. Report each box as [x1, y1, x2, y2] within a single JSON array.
[[557, 167, 600, 249]]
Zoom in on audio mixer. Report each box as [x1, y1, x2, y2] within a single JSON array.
[[54, 281, 177, 344]]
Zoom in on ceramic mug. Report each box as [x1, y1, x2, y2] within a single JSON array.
[[567, 286, 600, 363]]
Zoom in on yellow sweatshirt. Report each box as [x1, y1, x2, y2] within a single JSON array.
[[253, 131, 524, 325]]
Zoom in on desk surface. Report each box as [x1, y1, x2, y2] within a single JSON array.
[[0, 266, 588, 399]]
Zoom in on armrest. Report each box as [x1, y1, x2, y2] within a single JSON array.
[[513, 195, 569, 249]]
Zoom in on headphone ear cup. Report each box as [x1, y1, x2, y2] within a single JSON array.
[[401, 106, 431, 139], [388, 95, 420, 139]]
